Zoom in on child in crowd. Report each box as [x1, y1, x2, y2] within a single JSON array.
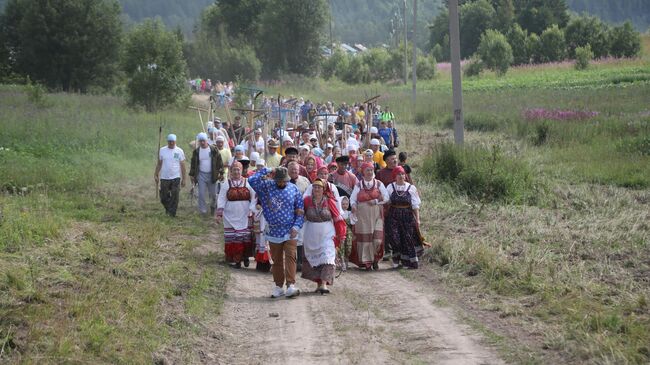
[[398, 151, 412, 175]]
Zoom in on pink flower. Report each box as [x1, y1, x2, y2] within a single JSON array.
[[523, 108, 599, 121]]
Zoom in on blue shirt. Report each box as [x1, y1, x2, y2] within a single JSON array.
[[378, 127, 392, 145], [249, 168, 305, 243]]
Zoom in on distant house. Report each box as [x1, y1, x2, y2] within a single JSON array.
[[340, 43, 358, 55], [321, 46, 333, 57], [353, 44, 368, 52]]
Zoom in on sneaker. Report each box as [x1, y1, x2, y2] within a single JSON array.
[[271, 286, 285, 298], [372, 262, 379, 270], [285, 284, 300, 298], [243, 257, 250, 268], [392, 262, 401, 269]]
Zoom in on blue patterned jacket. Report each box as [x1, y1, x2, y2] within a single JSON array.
[[249, 168, 305, 243]]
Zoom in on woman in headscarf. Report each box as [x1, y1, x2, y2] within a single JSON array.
[[304, 155, 318, 182], [216, 161, 257, 269], [384, 166, 424, 269], [349, 162, 389, 270], [302, 179, 346, 293]]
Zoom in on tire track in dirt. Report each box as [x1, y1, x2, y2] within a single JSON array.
[[197, 236, 503, 365]]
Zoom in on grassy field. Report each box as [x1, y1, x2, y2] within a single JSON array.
[[0, 87, 228, 363], [1, 37, 649, 363]]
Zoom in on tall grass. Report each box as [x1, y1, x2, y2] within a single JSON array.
[[0, 85, 229, 363]]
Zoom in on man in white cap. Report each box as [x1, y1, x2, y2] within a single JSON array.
[[370, 138, 386, 169], [280, 135, 294, 155], [215, 136, 231, 182], [189, 132, 224, 215], [154, 134, 187, 217]]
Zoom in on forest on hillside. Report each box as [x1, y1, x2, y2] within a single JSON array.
[[566, 0, 649, 32], [0, 0, 646, 41]]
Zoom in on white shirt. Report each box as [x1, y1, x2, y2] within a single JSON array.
[[349, 179, 389, 207], [386, 182, 421, 209], [290, 176, 311, 194], [159, 146, 185, 180], [198, 147, 211, 173]]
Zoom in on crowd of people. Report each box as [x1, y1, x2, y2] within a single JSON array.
[[189, 78, 235, 107], [153, 93, 426, 299]]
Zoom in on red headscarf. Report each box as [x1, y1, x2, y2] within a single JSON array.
[[391, 165, 406, 180], [360, 162, 374, 172]]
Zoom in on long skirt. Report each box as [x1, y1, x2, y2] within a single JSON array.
[[224, 226, 254, 263], [253, 214, 271, 271], [385, 207, 423, 268], [348, 202, 384, 268], [301, 220, 336, 285]]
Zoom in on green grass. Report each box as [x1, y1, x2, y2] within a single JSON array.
[[0, 86, 228, 363]]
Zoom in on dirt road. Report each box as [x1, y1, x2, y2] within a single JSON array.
[[193, 239, 504, 365]]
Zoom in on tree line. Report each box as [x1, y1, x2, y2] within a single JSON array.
[[0, 0, 644, 108], [428, 0, 641, 75], [0, 0, 330, 110]]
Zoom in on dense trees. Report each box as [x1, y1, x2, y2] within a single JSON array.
[[188, 0, 328, 79], [0, 0, 121, 91], [257, 0, 329, 77]]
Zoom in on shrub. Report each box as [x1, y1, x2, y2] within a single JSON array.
[[608, 21, 641, 58], [526, 33, 543, 63], [321, 49, 349, 80], [463, 57, 484, 77], [540, 24, 567, 62], [24, 77, 49, 107], [431, 43, 445, 63], [415, 55, 436, 79], [532, 123, 550, 146], [574, 44, 593, 70], [362, 48, 392, 81], [423, 143, 537, 205], [477, 29, 513, 76], [564, 15, 611, 58], [507, 24, 529, 65], [217, 45, 261, 82], [341, 55, 370, 84]]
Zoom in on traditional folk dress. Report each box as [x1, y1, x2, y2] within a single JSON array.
[[217, 178, 256, 264], [252, 201, 271, 272], [385, 182, 423, 269], [301, 196, 346, 285], [349, 178, 389, 269]]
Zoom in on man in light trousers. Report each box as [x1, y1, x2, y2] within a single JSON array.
[[189, 132, 224, 215]]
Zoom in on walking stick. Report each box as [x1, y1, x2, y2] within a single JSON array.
[[156, 118, 162, 198]]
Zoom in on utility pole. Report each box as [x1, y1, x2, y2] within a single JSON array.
[[449, 0, 464, 144], [411, 0, 417, 107], [329, 0, 333, 53], [403, 0, 408, 85]]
